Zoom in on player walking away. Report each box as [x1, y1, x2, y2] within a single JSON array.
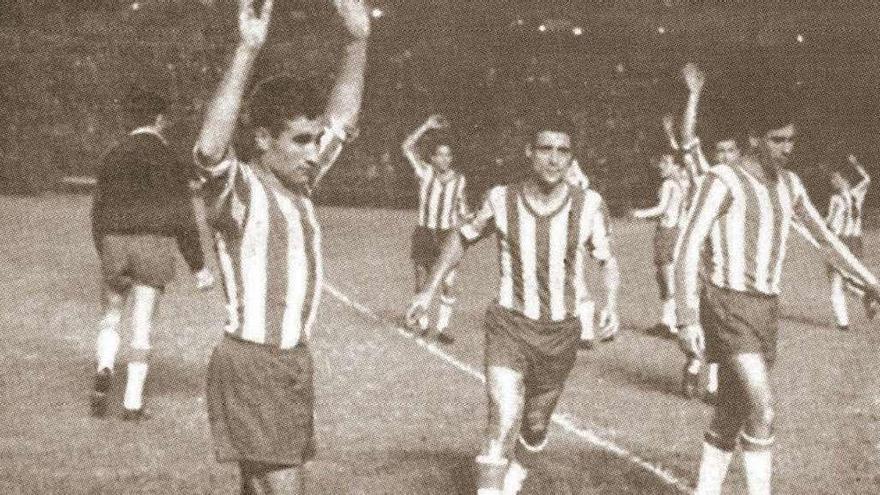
[[407, 115, 620, 495], [193, 0, 368, 493], [826, 154, 872, 330], [674, 85, 880, 495], [402, 114, 470, 344], [631, 152, 685, 339], [90, 87, 215, 420]]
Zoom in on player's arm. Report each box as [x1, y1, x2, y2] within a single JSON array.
[[674, 172, 730, 353], [311, 0, 371, 186], [661, 113, 680, 151], [679, 63, 712, 178], [402, 114, 446, 177], [457, 176, 473, 222], [632, 180, 672, 219], [849, 154, 871, 198], [588, 200, 620, 326], [791, 177, 879, 295], [194, 0, 273, 175]]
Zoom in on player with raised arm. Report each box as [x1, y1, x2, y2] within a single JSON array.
[[631, 151, 685, 338], [674, 85, 880, 495], [826, 153, 873, 330], [89, 87, 215, 420], [407, 115, 620, 495], [193, 0, 369, 493], [402, 114, 470, 343]]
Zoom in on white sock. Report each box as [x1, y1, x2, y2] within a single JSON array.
[[502, 460, 528, 495], [661, 298, 677, 328], [706, 363, 719, 394], [578, 300, 596, 339], [436, 297, 455, 333], [687, 357, 702, 375], [831, 277, 849, 327], [742, 448, 773, 495], [96, 326, 121, 372], [695, 441, 734, 495], [123, 361, 149, 411]]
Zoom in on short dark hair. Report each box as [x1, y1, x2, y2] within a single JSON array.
[[246, 74, 323, 137], [122, 88, 167, 128], [530, 113, 576, 143]]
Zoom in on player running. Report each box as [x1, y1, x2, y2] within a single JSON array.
[[403, 114, 470, 343], [193, 0, 369, 493], [675, 83, 880, 495], [90, 87, 214, 420], [826, 153, 873, 330], [407, 115, 620, 495]]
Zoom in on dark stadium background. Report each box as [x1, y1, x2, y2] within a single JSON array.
[[1, 0, 878, 216]]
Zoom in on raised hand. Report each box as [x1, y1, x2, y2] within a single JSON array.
[[681, 62, 705, 95], [334, 0, 371, 41], [426, 114, 449, 129], [238, 0, 274, 50]]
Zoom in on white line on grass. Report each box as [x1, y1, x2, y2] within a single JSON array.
[[323, 282, 694, 494]]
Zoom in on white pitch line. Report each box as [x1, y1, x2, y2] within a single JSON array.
[[323, 282, 694, 494]]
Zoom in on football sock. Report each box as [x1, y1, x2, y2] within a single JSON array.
[[436, 296, 455, 333], [741, 432, 774, 495], [96, 322, 121, 372], [706, 363, 719, 394], [578, 300, 596, 339], [476, 454, 508, 495], [661, 298, 677, 329], [501, 460, 528, 495], [831, 277, 849, 327], [123, 361, 148, 411], [694, 441, 734, 495]]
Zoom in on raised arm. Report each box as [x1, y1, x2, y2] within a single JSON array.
[[323, 0, 370, 131], [680, 63, 704, 149], [848, 154, 871, 197], [402, 114, 447, 176], [195, 0, 273, 167], [661, 113, 680, 151]]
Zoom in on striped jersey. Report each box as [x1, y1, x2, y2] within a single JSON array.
[[415, 166, 469, 230], [827, 178, 870, 238], [195, 125, 347, 349], [460, 184, 613, 322], [675, 162, 877, 325], [634, 176, 686, 228]]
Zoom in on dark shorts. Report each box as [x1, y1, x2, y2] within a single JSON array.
[[653, 226, 679, 266], [701, 284, 779, 368], [206, 335, 315, 466], [98, 234, 176, 290], [484, 304, 579, 435], [410, 226, 455, 269]]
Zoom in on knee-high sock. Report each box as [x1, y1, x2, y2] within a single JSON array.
[[695, 441, 735, 495], [662, 298, 677, 329], [831, 275, 849, 327], [741, 432, 774, 495], [578, 300, 595, 340], [123, 361, 149, 410], [476, 454, 508, 495], [706, 363, 719, 394], [436, 295, 455, 333], [96, 314, 121, 372]]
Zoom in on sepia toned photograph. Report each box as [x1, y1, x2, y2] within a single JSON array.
[[1, 1, 878, 493]]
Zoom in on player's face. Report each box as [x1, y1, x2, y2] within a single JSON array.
[[754, 124, 796, 170], [657, 154, 676, 178], [258, 116, 324, 184], [528, 130, 573, 188], [431, 144, 453, 171], [714, 139, 741, 164], [831, 172, 848, 192]]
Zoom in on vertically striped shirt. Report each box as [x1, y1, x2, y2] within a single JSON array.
[[634, 176, 686, 228], [675, 162, 877, 325], [827, 178, 870, 238], [460, 184, 613, 322], [196, 125, 347, 349], [415, 167, 469, 230]]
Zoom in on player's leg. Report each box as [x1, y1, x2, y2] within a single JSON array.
[[695, 359, 746, 495], [477, 366, 526, 495], [705, 361, 719, 402], [91, 282, 126, 416], [829, 270, 850, 330], [435, 269, 457, 344], [240, 462, 303, 495], [577, 299, 596, 348], [410, 227, 431, 332], [728, 353, 775, 495], [660, 263, 678, 333], [123, 283, 160, 418]]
